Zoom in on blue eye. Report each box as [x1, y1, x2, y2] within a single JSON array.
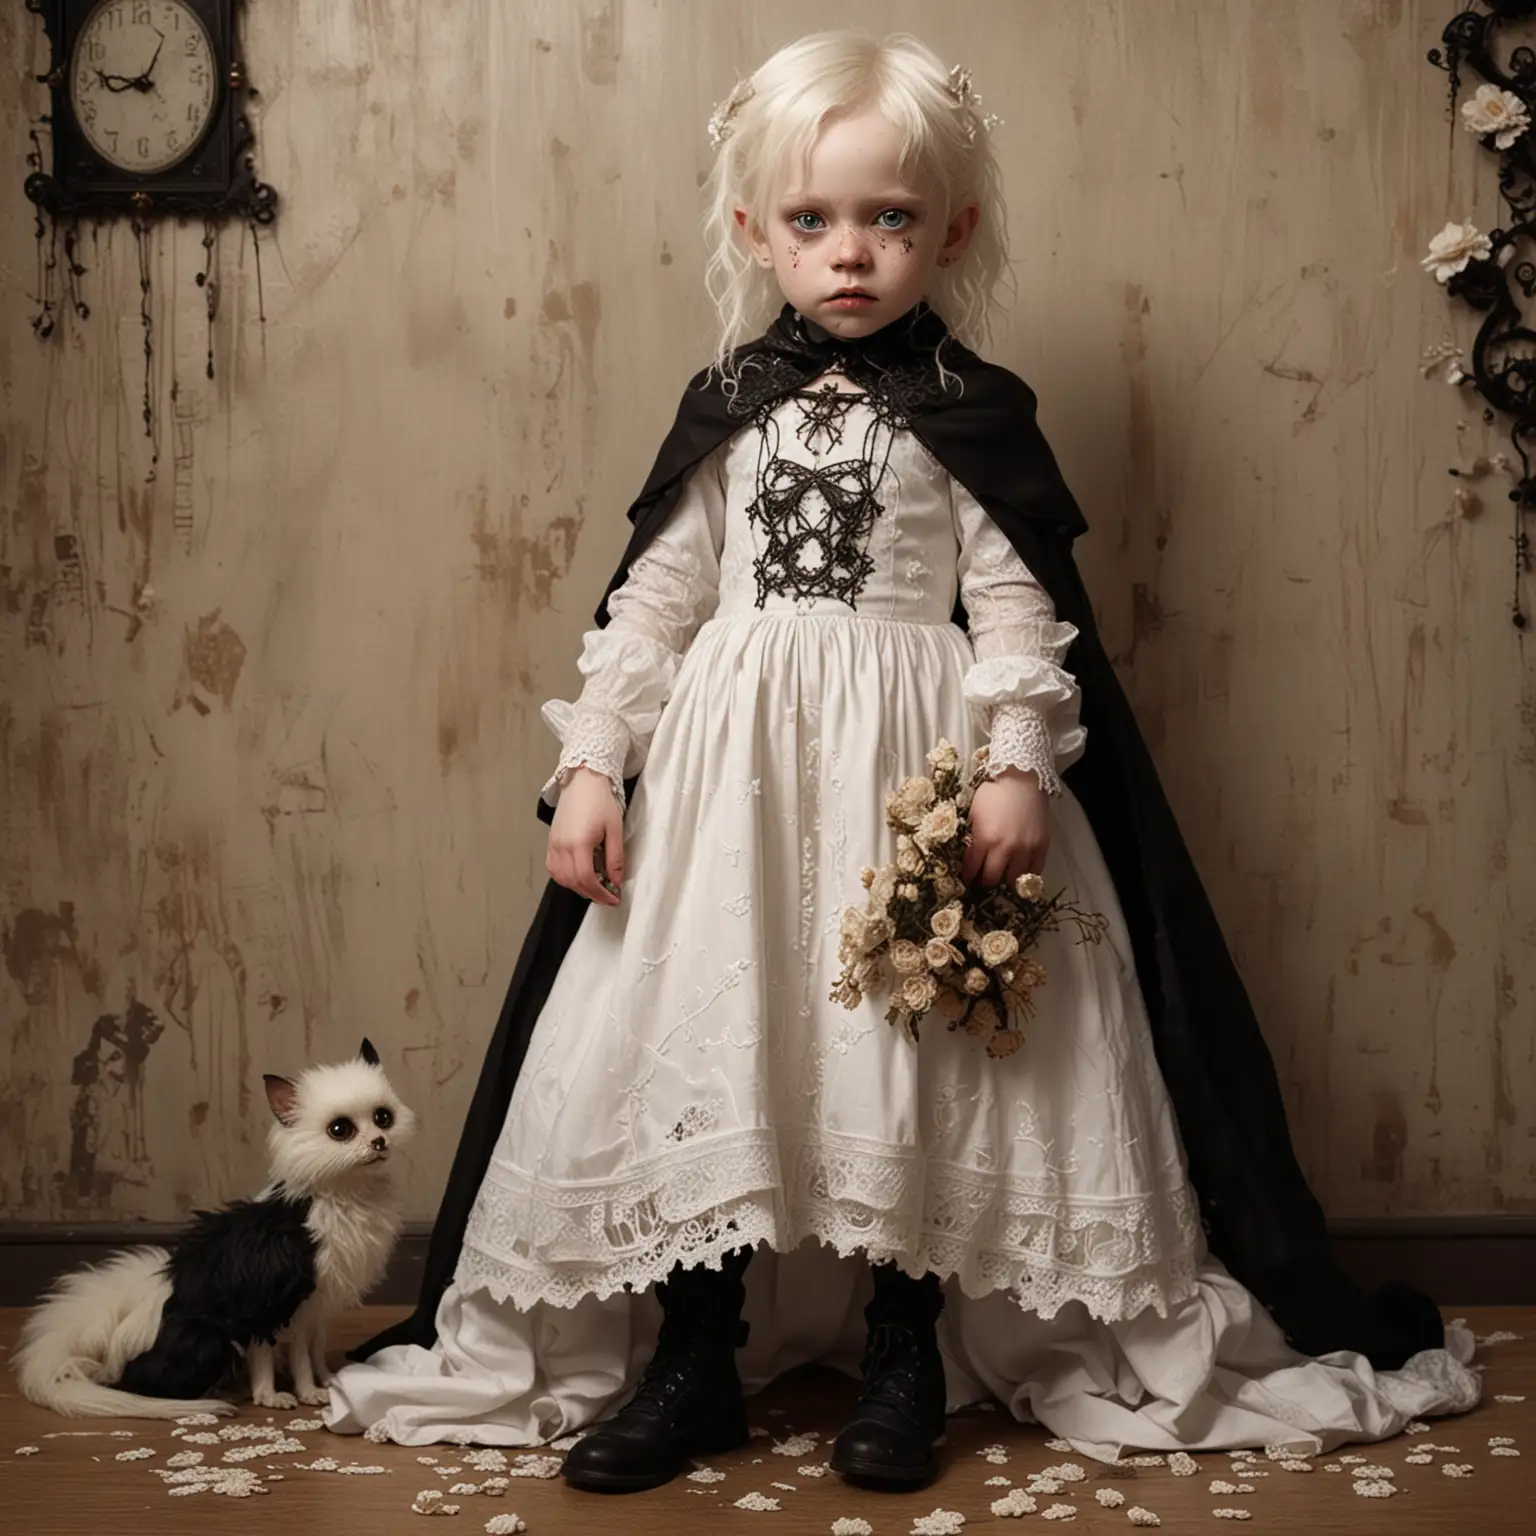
[[790, 212, 825, 233], [875, 209, 910, 230]]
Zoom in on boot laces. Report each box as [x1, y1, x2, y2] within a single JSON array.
[[857, 1321, 937, 1417]]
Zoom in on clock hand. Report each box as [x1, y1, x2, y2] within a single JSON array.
[[129, 27, 167, 92], [95, 67, 141, 93]]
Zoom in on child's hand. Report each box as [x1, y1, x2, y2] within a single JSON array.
[[961, 768, 1051, 888], [547, 767, 625, 905]]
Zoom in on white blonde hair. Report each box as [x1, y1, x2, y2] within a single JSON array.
[[701, 30, 1012, 375]]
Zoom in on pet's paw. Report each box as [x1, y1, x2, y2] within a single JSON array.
[[296, 1385, 331, 1407], [254, 1389, 298, 1410]]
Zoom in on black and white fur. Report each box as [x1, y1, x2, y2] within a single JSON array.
[[14, 1038, 415, 1419]]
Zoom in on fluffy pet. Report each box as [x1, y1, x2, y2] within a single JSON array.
[[14, 1038, 415, 1418]]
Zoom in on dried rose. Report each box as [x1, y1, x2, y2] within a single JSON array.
[[978, 930, 1020, 966], [1014, 871, 1045, 901], [986, 1027, 1025, 1059], [859, 866, 877, 889], [963, 966, 990, 996], [901, 973, 940, 1014], [914, 799, 960, 851], [936, 986, 969, 1021], [930, 901, 964, 940], [898, 882, 920, 900], [925, 937, 961, 971], [898, 843, 926, 874], [890, 939, 927, 975], [926, 739, 960, 774]]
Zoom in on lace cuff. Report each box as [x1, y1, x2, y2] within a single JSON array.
[[539, 703, 630, 812], [985, 703, 1066, 796]]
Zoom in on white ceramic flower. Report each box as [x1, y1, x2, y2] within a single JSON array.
[[1461, 83, 1531, 148], [1423, 220, 1494, 283]]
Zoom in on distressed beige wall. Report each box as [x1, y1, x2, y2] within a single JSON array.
[[1, 0, 1531, 1226]]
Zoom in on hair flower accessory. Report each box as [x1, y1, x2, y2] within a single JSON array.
[[946, 63, 1003, 141], [708, 77, 756, 146]]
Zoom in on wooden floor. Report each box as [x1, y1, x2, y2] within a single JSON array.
[[0, 1305, 1531, 1534]]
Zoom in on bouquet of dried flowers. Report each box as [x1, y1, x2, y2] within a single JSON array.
[[830, 738, 1109, 1059]]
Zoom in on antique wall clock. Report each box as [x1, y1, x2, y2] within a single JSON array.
[[23, 0, 279, 465]]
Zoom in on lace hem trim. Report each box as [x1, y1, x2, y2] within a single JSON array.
[[540, 704, 630, 811], [456, 1129, 1204, 1325]]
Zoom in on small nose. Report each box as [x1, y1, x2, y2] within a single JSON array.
[[370, 1135, 387, 1151], [833, 225, 869, 269]]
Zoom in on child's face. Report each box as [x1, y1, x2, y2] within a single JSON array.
[[736, 107, 980, 341]]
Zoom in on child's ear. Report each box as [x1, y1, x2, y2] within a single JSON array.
[[359, 1037, 381, 1068], [264, 1075, 299, 1125], [734, 206, 775, 269]]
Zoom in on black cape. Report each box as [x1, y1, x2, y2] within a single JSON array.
[[355, 304, 1443, 1370]]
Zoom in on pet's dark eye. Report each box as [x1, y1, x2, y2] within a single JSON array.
[[327, 1117, 357, 1141], [373, 1107, 394, 1130]]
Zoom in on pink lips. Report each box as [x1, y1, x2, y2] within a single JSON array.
[[828, 291, 876, 308]]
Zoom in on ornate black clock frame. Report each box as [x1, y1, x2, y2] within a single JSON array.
[[24, 0, 276, 222]]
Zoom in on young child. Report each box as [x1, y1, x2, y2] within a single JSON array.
[[326, 30, 1478, 1490]]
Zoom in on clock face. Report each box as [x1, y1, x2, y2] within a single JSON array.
[[69, 0, 219, 175]]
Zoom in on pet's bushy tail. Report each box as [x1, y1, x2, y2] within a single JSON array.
[[12, 1247, 234, 1419]]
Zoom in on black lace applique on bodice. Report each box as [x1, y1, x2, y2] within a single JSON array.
[[726, 326, 955, 611]]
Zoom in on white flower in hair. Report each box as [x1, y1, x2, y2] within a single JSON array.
[[946, 63, 1002, 141], [708, 78, 756, 146]]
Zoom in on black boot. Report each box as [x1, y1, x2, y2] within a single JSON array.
[[561, 1244, 754, 1493], [829, 1262, 948, 1488]]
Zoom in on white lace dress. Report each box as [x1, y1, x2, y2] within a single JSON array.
[[326, 382, 1478, 1454]]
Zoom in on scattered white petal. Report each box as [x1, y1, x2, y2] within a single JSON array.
[[1354, 1480, 1398, 1498], [1209, 1481, 1241, 1494], [418, 1456, 440, 1465], [1212, 1511, 1252, 1522], [287, 1418, 324, 1432], [688, 1468, 727, 1484], [1491, 1447, 1521, 1457], [465, 1450, 510, 1472], [1494, 1394, 1526, 1403], [481, 1478, 509, 1494], [507, 1454, 562, 1479], [176, 1413, 221, 1426], [1351, 1464, 1394, 1479], [1488, 1436, 1516, 1447], [1442, 1463, 1475, 1477], [1040, 1506, 1077, 1522], [771, 1481, 798, 1491], [450, 1483, 481, 1495], [115, 1447, 155, 1461], [156, 1466, 268, 1499], [832, 1521, 874, 1536], [1121, 1454, 1165, 1466], [299, 1457, 340, 1471], [991, 1489, 1037, 1518], [748, 1427, 772, 1439], [798, 1463, 830, 1477], [1277, 1459, 1313, 1473], [1042, 1461, 1087, 1482], [1404, 1420, 1431, 1434], [1095, 1488, 1126, 1507], [550, 1435, 582, 1451], [1336, 1454, 1368, 1465], [1044, 1438, 1074, 1452], [1405, 1453, 1434, 1465], [985, 1474, 1012, 1485], [223, 1446, 267, 1463], [1168, 1451, 1199, 1477], [912, 1510, 967, 1535], [166, 1451, 204, 1468], [772, 1433, 820, 1457], [484, 1518, 526, 1536], [1474, 1330, 1521, 1345], [180, 1432, 221, 1445], [1420, 1444, 1461, 1453], [983, 1450, 1010, 1464], [735, 1492, 781, 1511], [13, 1446, 40, 1457], [1027, 1476, 1064, 1494], [1127, 1510, 1161, 1528], [336, 1465, 389, 1475]]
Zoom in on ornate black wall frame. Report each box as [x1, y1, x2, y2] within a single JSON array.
[[1430, 1, 1536, 630], [21, 0, 278, 471]]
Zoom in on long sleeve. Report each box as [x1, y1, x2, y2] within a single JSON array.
[[952, 475, 1087, 796], [539, 448, 727, 812]]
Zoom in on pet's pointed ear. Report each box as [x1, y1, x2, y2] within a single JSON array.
[[263, 1074, 299, 1124], [358, 1037, 380, 1068]]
